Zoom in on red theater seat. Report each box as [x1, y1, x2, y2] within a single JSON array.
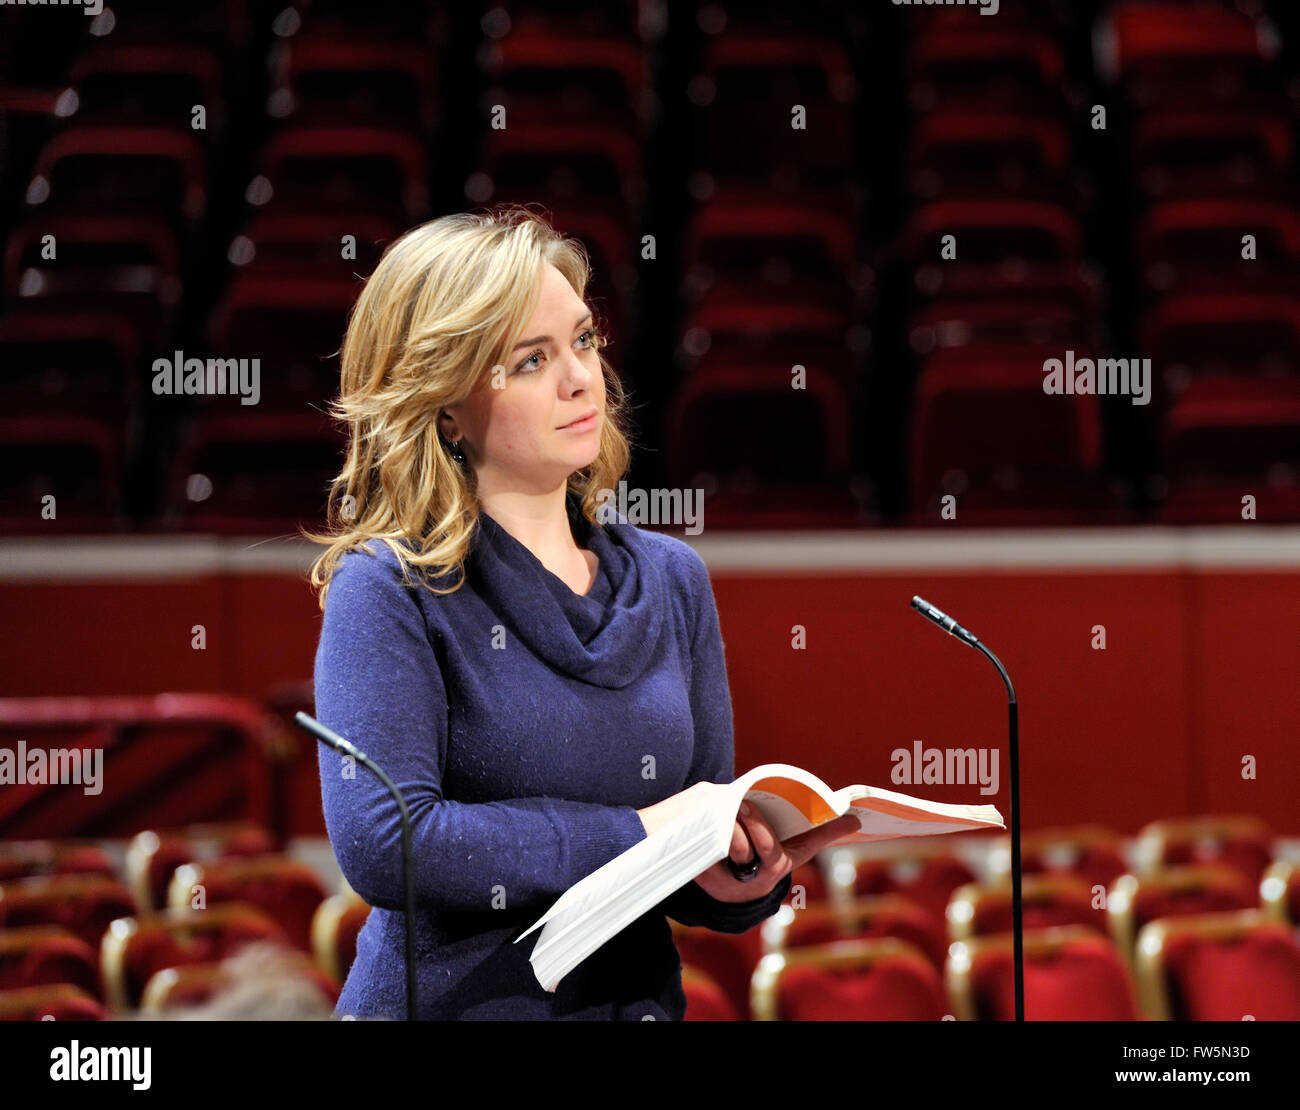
[[251, 126, 429, 225], [908, 344, 1104, 517], [100, 902, 287, 1011], [909, 28, 1066, 105], [271, 39, 438, 132], [684, 193, 857, 280], [1141, 290, 1300, 383], [205, 269, 360, 411], [910, 107, 1072, 196], [1160, 377, 1300, 478], [844, 851, 979, 923], [25, 126, 207, 226], [0, 840, 117, 883], [681, 965, 739, 1021], [484, 22, 645, 129], [948, 925, 1140, 1021], [139, 950, 339, 1014], [0, 874, 135, 950], [1136, 910, 1300, 1020], [1109, 865, 1258, 963], [752, 938, 946, 1021], [670, 920, 764, 1021], [0, 416, 123, 533], [1132, 106, 1294, 195], [948, 873, 1107, 941], [125, 822, 276, 913], [762, 896, 948, 970], [164, 413, 343, 532], [311, 890, 371, 984], [69, 43, 225, 131], [0, 983, 108, 1021], [667, 362, 852, 490], [1136, 198, 1300, 277], [1261, 861, 1300, 928], [987, 826, 1129, 892], [693, 34, 855, 186], [0, 312, 138, 420], [0, 925, 101, 999], [905, 197, 1083, 264], [226, 212, 397, 273], [1135, 815, 1273, 886], [166, 856, 329, 952]]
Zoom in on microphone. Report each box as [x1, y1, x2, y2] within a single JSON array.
[[294, 711, 418, 1022], [909, 597, 1024, 1022], [910, 595, 980, 648]]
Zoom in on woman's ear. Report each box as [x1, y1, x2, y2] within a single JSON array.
[[437, 408, 459, 441]]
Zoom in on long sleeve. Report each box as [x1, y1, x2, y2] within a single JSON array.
[[313, 545, 649, 915], [655, 543, 792, 933]]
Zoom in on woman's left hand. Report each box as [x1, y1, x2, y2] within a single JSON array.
[[690, 803, 860, 904]]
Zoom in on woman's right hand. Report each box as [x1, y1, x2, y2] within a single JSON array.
[[636, 781, 726, 838]]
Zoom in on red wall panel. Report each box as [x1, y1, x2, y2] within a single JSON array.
[[1, 564, 1296, 837]]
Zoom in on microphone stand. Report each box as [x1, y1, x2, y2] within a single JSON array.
[[294, 712, 418, 1022], [910, 597, 1023, 1022]]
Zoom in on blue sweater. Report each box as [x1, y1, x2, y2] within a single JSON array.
[[313, 489, 790, 1019]]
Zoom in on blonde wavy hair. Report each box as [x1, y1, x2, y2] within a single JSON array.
[[305, 204, 634, 608]]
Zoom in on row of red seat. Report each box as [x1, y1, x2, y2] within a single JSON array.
[[677, 837, 1300, 1020], [3, 1, 1298, 531], [0, 823, 368, 1018], [3, 806, 1296, 1019]]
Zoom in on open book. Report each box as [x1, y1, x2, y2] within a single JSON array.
[[514, 762, 1005, 992]]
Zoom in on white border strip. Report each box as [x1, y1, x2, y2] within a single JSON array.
[[686, 526, 1300, 572], [1, 526, 1299, 580]]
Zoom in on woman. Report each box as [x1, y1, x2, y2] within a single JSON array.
[[307, 205, 855, 1020]]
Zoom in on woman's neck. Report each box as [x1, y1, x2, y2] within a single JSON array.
[[478, 487, 584, 567]]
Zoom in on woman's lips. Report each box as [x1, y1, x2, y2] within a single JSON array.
[[559, 412, 599, 431]]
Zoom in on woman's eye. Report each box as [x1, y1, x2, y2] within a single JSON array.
[[515, 330, 598, 373]]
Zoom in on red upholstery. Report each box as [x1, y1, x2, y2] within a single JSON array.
[[776, 950, 945, 1021], [129, 823, 276, 913], [0, 926, 101, 998], [682, 966, 740, 1021], [168, 856, 328, 951], [1022, 847, 1128, 892], [1132, 876, 1256, 936], [783, 899, 947, 969], [671, 926, 764, 1021], [109, 904, 287, 1010], [0, 983, 109, 1021], [0, 841, 117, 882], [1164, 922, 1300, 1021], [970, 934, 1139, 1021], [141, 957, 340, 1013], [852, 855, 978, 922], [0, 874, 135, 949]]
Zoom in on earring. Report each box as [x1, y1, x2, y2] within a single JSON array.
[[448, 437, 466, 465]]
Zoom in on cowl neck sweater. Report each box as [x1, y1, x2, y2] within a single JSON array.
[[467, 490, 666, 689]]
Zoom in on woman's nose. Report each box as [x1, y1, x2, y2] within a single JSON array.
[[560, 348, 595, 392]]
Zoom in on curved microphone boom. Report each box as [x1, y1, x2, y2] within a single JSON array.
[[910, 597, 1025, 1022], [294, 711, 417, 1022]]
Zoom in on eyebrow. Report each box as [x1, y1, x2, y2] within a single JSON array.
[[510, 310, 592, 353]]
